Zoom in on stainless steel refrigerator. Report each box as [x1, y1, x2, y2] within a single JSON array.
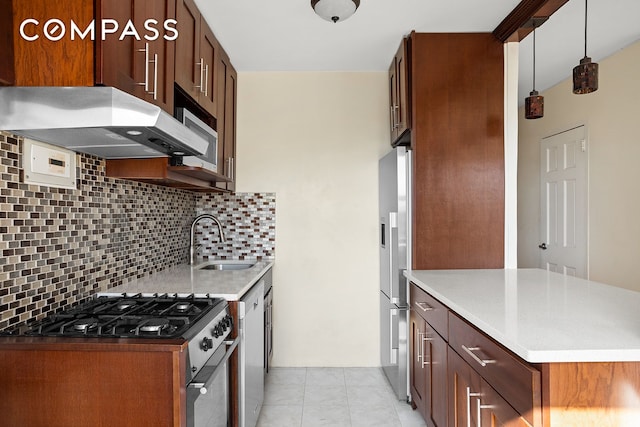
[[379, 146, 410, 402]]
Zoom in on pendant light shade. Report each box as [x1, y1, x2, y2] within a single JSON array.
[[311, 0, 360, 23], [525, 22, 544, 119], [573, 0, 598, 94], [525, 91, 544, 120]]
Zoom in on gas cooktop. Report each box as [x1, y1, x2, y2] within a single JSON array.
[[3, 295, 227, 339]]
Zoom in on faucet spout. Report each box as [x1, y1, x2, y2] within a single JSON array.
[[190, 214, 226, 265]]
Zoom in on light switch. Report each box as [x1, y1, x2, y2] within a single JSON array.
[[23, 138, 77, 189]]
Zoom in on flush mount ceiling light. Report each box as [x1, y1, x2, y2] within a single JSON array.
[[525, 19, 544, 120], [311, 0, 360, 23], [573, 0, 598, 94]]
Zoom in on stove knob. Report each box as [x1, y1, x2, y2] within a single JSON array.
[[212, 326, 222, 338], [201, 337, 213, 351], [220, 321, 228, 332]]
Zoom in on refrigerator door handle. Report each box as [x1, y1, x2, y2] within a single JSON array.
[[389, 306, 408, 365], [389, 212, 399, 305], [390, 307, 398, 365]]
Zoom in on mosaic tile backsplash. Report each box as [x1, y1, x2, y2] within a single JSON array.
[[195, 193, 276, 262], [0, 133, 275, 331]]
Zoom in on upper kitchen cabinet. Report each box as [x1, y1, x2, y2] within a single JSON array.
[[215, 50, 237, 192], [388, 37, 411, 147], [4, 0, 176, 113], [97, 0, 176, 113], [409, 32, 504, 269], [175, 0, 218, 117]]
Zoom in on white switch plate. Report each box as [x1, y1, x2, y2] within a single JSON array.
[[23, 138, 77, 189]]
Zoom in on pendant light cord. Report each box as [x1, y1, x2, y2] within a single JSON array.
[[584, 0, 588, 57], [532, 23, 536, 91]]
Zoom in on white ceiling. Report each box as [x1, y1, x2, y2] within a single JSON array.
[[196, 0, 640, 103]]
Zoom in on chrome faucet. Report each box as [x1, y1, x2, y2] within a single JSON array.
[[190, 214, 226, 266]]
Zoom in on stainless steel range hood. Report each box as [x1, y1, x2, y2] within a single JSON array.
[[0, 87, 208, 159]]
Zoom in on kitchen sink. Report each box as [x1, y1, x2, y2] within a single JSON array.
[[196, 261, 256, 271]]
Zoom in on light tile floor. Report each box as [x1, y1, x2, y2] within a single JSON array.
[[257, 367, 427, 427]]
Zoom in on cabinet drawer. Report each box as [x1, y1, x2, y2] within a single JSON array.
[[449, 313, 541, 426], [410, 283, 448, 340]]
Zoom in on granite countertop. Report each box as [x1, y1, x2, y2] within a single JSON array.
[[100, 260, 274, 301], [405, 268, 640, 363]]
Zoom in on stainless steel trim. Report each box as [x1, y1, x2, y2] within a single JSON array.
[[0, 87, 209, 158], [466, 387, 482, 427], [137, 42, 150, 92], [188, 337, 238, 393], [204, 64, 209, 97], [421, 332, 432, 368], [149, 52, 158, 100], [461, 345, 496, 368], [414, 301, 434, 312], [196, 58, 205, 92], [389, 212, 398, 304], [390, 308, 397, 364], [416, 328, 423, 364]]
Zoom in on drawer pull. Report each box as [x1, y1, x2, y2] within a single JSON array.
[[414, 301, 434, 312], [461, 345, 495, 367]]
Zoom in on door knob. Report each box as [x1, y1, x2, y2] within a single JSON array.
[[538, 243, 548, 250]]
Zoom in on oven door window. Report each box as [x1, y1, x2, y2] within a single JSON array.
[[187, 344, 229, 427]]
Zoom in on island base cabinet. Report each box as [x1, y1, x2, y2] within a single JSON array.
[[541, 362, 640, 427]]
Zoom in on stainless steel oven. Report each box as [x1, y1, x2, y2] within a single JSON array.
[[187, 337, 238, 427]]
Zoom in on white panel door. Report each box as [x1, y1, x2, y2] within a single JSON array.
[[540, 126, 588, 277]]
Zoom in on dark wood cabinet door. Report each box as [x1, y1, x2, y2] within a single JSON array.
[[175, 0, 201, 102], [395, 39, 410, 139], [389, 56, 398, 143], [137, 0, 175, 113], [11, 0, 94, 86], [175, 0, 217, 117], [389, 38, 410, 147], [410, 309, 427, 416], [448, 349, 483, 427], [99, 0, 175, 113], [425, 326, 448, 427], [199, 21, 219, 117], [97, 0, 135, 94], [215, 51, 236, 192], [480, 379, 533, 427]]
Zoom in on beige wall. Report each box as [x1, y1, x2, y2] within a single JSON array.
[[518, 40, 640, 291], [235, 72, 389, 366]]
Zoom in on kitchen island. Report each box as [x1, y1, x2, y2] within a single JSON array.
[[406, 268, 640, 427]]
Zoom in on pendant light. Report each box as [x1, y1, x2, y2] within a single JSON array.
[[572, 0, 598, 94], [311, 0, 360, 23], [525, 21, 544, 119]]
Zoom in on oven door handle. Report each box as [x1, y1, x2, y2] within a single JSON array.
[[188, 337, 239, 394]]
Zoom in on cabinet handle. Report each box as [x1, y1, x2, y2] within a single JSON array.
[[414, 301, 434, 312], [461, 345, 495, 368], [466, 387, 482, 427], [393, 105, 399, 129], [390, 106, 396, 130], [204, 64, 209, 97], [137, 42, 150, 92], [195, 58, 205, 93], [150, 52, 158, 100], [229, 157, 234, 180], [421, 332, 432, 368], [416, 328, 423, 364]]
